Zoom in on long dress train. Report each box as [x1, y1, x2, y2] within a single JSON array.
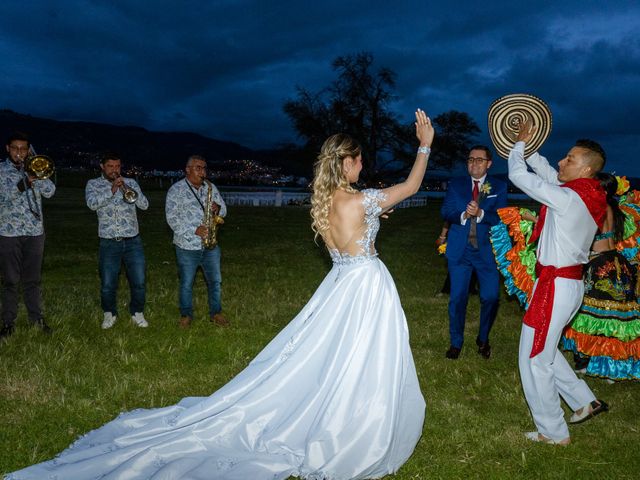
[[7, 189, 426, 480]]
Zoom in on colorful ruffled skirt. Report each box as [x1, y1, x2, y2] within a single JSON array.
[[562, 250, 640, 381], [490, 206, 640, 381]]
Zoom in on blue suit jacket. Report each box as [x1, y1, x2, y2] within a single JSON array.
[[441, 175, 508, 263]]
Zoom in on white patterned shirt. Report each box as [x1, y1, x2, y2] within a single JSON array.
[[0, 158, 56, 237], [85, 176, 149, 239], [165, 178, 227, 250]]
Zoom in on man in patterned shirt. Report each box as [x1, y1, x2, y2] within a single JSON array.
[[0, 132, 55, 338], [165, 155, 228, 328], [86, 152, 149, 329]]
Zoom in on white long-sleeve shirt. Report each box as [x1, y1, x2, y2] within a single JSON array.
[[508, 142, 597, 267]]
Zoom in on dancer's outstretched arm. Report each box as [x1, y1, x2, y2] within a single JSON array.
[[378, 108, 434, 210]]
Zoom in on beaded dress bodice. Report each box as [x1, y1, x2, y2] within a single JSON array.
[[329, 189, 387, 266]]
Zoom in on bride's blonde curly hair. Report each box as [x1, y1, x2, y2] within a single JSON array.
[[311, 133, 361, 240]]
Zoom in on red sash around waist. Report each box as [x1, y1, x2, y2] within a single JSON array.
[[523, 262, 583, 358]]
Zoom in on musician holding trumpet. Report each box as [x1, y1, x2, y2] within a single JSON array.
[[0, 132, 56, 338], [86, 152, 149, 329], [165, 154, 228, 329]]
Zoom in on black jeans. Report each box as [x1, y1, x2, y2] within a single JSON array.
[[0, 234, 45, 327]]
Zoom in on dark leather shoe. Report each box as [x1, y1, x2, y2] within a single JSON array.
[[210, 313, 229, 327], [34, 319, 53, 335], [476, 337, 491, 359], [445, 346, 461, 359], [0, 324, 15, 338], [179, 316, 192, 329]]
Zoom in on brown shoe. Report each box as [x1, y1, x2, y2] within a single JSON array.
[[211, 313, 229, 327], [179, 316, 192, 329]]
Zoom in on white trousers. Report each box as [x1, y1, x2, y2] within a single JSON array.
[[518, 277, 596, 440]]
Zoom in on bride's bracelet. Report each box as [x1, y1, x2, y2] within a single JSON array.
[[417, 146, 431, 155]]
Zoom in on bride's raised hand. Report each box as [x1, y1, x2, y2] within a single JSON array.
[[415, 109, 434, 147]]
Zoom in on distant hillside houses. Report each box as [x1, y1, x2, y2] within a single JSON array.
[[143, 158, 308, 187]]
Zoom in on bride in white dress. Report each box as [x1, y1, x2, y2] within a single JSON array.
[[7, 110, 434, 480]]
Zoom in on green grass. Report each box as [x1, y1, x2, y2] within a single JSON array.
[[1, 187, 638, 479]]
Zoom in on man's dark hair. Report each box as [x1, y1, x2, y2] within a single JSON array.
[[575, 139, 606, 170], [468, 145, 492, 162], [6, 131, 30, 146], [100, 151, 121, 164]]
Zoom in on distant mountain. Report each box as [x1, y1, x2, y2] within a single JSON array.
[[0, 109, 255, 171]]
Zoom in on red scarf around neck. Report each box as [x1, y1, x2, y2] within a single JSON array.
[[529, 177, 606, 245]]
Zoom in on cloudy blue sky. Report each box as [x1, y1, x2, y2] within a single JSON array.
[[1, 0, 639, 175]]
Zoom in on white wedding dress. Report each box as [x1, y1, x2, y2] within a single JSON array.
[[7, 189, 426, 480]]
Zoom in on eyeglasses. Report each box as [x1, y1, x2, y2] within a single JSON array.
[[467, 157, 489, 164]]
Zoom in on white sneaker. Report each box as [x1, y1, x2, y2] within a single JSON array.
[[102, 312, 116, 329], [132, 312, 149, 328]]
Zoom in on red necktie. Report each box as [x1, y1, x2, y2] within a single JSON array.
[[469, 180, 480, 247]]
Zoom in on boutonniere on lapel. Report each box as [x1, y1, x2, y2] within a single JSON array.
[[478, 182, 491, 203]]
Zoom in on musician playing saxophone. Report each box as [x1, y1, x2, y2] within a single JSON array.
[[0, 132, 56, 338], [85, 152, 149, 329], [165, 155, 228, 329]]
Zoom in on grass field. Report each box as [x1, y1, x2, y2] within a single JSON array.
[[1, 187, 639, 479]]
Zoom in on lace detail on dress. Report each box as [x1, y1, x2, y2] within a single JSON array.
[[216, 458, 238, 471], [328, 249, 378, 266], [163, 410, 181, 427], [303, 470, 350, 480], [356, 189, 386, 255], [328, 188, 386, 266], [277, 310, 314, 362]]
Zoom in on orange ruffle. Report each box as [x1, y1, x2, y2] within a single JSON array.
[[564, 327, 640, 360], [497, 207, 535, 300]]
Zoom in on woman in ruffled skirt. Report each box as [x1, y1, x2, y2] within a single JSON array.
[[562, 174, 640, 381]]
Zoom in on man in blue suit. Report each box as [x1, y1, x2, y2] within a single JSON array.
[[441, 145, 507, 359]]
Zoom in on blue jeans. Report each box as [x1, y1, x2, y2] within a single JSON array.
[[175, 246, 221, 317], [99, 236, 146, 316]]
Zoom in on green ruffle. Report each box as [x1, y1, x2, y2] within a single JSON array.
[[517, 209, 538, 279], [571, 313, 640, 342], [623, 213, 636, 240]]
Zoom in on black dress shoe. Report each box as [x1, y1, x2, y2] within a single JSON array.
[[34, 319, 53, 335], [476, 337, 491, 359], [445, 346, 461, 359], [0, 324, 15, 339]]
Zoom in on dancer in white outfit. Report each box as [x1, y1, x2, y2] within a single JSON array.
[[6, 110, 434, 479], [507, 119, 609, 445]]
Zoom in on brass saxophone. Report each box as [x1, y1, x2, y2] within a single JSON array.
[[202, 179, 224, 249]]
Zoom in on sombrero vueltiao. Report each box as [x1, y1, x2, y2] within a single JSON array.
[[488, 93, 552, 159]]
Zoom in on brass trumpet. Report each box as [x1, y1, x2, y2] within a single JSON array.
[[120, 181, 139, 204], [24, 154, 55, 180]]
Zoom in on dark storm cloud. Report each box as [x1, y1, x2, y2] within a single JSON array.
[[1, 0, 639, 173]]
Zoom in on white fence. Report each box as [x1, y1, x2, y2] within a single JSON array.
[[221, 191, 428, 208]]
